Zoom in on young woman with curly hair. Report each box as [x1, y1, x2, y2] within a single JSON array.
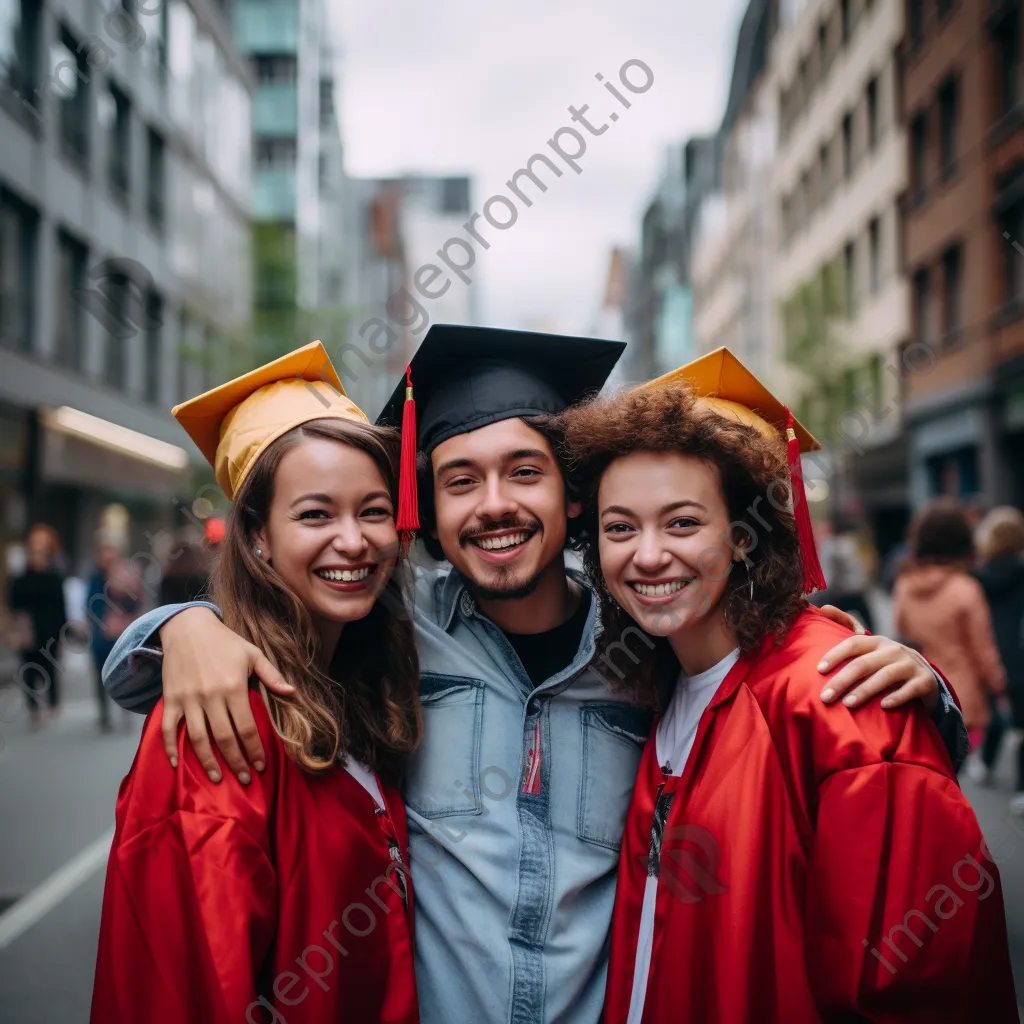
[[91, 344, 422, 1024], [560, 355, 1017, 1024]]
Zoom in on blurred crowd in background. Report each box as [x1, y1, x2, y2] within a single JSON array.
[[1, 508, 221, 733], [811, 499, 1024, 815], [4, 494, 1024, 817]]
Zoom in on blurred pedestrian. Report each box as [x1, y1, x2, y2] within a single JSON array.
[[86, 533, 143, 733], [158, 524, 216, 606], [809, 525, 876, 632], [7, 524, 68, 728], [893, 499, 1007, 755], [973, 506, 1024, 814]]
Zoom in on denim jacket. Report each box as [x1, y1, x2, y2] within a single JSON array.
[[103, 565, 966, 1024], [103, 565, 654, 1024]]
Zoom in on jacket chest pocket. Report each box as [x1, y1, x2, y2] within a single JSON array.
[[405, 674, 484, 820], [578, 704, 652, 851]]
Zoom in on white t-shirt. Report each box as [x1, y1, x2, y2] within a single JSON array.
[[626, 647, 741, 1024], [343, 756, 385, 810]]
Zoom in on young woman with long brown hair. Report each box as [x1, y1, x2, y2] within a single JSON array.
[[91, 344, 422, 1024], [560, 350, 1018, 1023]]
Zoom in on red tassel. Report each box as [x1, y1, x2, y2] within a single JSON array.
[[785, 408, 827, 594], [396, 365, 420, 540]]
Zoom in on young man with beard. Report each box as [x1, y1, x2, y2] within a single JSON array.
[[102, 327, 965, 1024]]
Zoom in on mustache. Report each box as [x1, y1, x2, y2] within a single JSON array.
[[459, 517, 541, 548]]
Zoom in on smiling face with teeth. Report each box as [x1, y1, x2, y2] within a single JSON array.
[[598, 450, 749, 666], [431, 418, 580, 603], [252, 434, 399, 651]]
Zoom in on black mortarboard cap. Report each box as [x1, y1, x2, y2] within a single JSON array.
[[377, 324, 626, 455]]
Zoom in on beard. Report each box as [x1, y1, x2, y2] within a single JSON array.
[[462, 563, 545, 602], [458, 516, 545, 600]]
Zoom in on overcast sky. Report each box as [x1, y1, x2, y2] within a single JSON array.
[[333, 0, 749, 335]]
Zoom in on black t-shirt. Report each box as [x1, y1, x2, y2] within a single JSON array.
[[502, 589, 593, 688]]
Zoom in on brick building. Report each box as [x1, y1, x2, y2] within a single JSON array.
[[902, 0, 1024, 509]]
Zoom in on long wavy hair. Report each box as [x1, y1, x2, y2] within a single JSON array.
[[210, 418, 421, 781], [560, 384, 807, 707]]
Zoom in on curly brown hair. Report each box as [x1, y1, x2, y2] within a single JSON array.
[[560, 383, 808, 707]]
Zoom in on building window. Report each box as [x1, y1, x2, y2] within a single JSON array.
[[798, 56, 809, 115], [844, 239, 856, 317], [817, 19, 829, 80], [319, 77, 334, 128], [937, 74, 958, 180], [842, 111, 854, 179], [994, 10, 1020, 120], [0, 0, 40, 105], [840, 0, 851, 46], [926, 447, 979, 498], [0, 190, 36, 352], [100, 84, 131, 203], [941, 242, 963, 340], [913, 266, 931, 344], [819, 142, 830, 205], [147, 127, 165, 231], [910, 110, 928, 203], [868, 215, 882, 295], [908, 0, 925, 51], [255, 137, 297, 169], [103, 272, 131, 390], [867, 353, 884, 413], [54, 230, 86, 368], [866, 75, 879, 151], [800, 169, 812, 224], [144, 291, 162, 404], [252, 54, 296, 85], [1002, 202, 1024, 303], [53, 27, 90, 170], [442, 177, 470, 214]]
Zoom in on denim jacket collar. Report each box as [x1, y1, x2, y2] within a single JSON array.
[[435, 564, 602, 680]]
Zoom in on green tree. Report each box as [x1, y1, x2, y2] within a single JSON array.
[[178, 222, 353, 384], [779, 257, 862, 440]]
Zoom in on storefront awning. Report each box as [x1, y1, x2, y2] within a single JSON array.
[[39, 406, 189, 498]]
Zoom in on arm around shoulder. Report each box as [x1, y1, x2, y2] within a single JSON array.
[[102, 601, 222, 713]]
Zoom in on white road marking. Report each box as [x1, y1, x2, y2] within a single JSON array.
[[0, 828, 114, 949]]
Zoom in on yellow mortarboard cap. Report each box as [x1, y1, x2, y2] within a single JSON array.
[[642, 347, 819, 453], [642, 347, 826, 593], [173, 341, 368, 499]]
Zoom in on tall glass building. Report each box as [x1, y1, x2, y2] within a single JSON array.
[[0, 0, 253, 573]]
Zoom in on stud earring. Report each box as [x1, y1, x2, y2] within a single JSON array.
[[254, 548, 263, 558]]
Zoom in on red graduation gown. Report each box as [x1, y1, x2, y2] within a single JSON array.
[[604, 608, 1018, 1023], [91, 691, 419, 1024]]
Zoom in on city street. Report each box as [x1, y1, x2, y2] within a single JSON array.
[[0, 646, 1022, 1021]]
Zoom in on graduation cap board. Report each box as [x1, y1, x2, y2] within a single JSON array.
[[173, 341, 368, 500], [377, 324, 626, 453], [642, 347, 826, 594], [377, 324, 627, 533]]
